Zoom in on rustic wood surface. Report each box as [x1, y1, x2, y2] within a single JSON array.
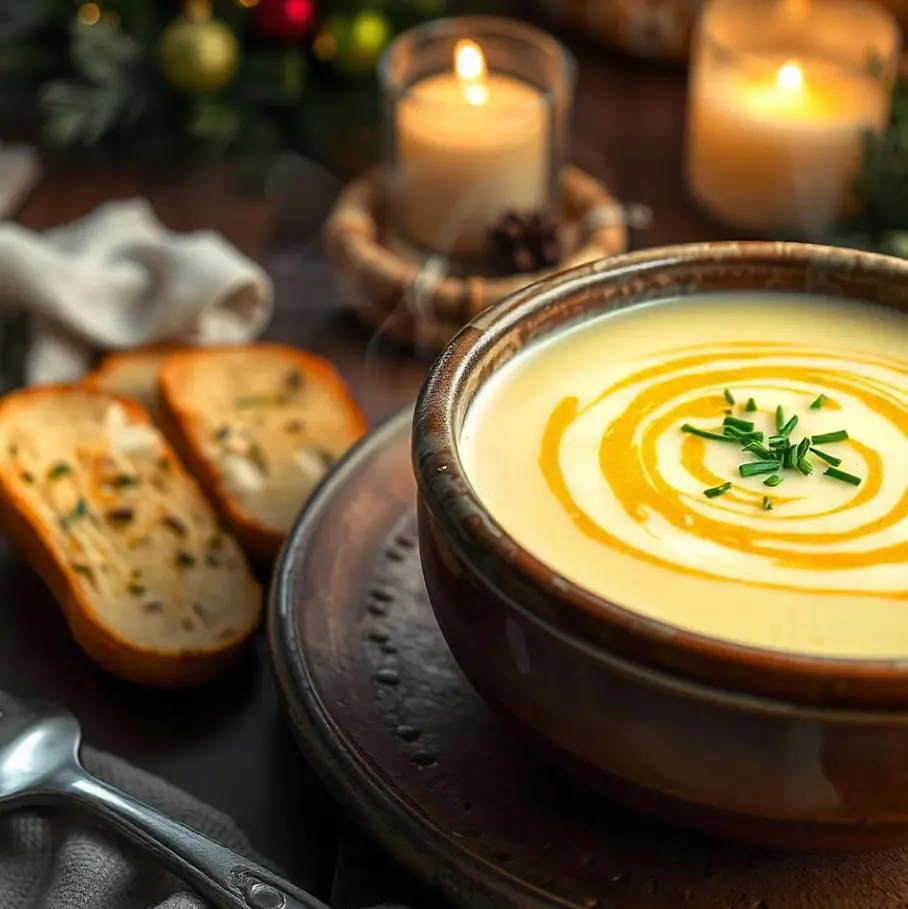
[[0, 39, 730, 906]]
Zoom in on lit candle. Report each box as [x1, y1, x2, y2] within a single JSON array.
[[393, 39, 550, 257], [686, 0, 901, 234]]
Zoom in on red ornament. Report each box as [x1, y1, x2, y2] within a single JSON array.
[[254, 0, 317, 40]]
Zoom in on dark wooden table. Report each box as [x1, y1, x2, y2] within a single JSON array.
[[0, 40, 726, 908]]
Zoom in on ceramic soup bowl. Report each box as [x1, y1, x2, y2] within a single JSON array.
[[412, 241, 908, 851]]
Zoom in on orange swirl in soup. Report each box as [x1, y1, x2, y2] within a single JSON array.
[[459, 294, 908, 659]]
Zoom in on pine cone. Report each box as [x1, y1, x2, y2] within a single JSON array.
[[487, 210, 563, 274]]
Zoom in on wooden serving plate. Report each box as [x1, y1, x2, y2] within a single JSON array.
[[268, 407, 908, 909]]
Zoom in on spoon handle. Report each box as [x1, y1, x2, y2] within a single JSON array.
[[61, 768, 331, 909]]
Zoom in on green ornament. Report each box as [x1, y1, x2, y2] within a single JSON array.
[[316, 10, 393, 76], [160, 10, 240, 93]]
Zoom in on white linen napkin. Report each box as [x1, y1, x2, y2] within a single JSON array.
[[0, 197, 273, 385]]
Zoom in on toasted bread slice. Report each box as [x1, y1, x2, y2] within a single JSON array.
[[0, 386, 262, 689], [84, 346, 188, 412], [156, 344, 367, 565]]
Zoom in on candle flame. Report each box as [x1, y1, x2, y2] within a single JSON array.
[[455, 39, 488, 105], [776, 61, 804, 92]]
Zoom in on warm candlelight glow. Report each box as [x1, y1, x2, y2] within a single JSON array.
[[786, 0, 810, 22], [455, 40, 489, 105], [686, 0, 899, 233], [777, 61, 804, 92]]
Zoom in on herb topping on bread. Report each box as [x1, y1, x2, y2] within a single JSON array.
[[155, 344, 367, 564], [0, 386, 262, 688]]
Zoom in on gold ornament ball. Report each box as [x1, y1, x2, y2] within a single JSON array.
[[317, 10, 393, 76], [160, 15, 240, 93]]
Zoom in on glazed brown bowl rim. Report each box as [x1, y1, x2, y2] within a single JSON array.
[[413, 240, 908, 709]]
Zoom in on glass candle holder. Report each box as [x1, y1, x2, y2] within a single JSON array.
[[379, 16, 576, 268], [685, 0, 901, 236]]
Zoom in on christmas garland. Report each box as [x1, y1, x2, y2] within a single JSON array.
[[0, 0, 496, 177]]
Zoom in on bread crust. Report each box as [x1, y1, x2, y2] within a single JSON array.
[[0, 385, 263, 689], [83, 345, 189, 412], [156, 344, 367, 566]]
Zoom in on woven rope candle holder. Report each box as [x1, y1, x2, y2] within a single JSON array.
[[323, 165, 630, 352]]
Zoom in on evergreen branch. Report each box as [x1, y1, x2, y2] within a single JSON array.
[[70, 18, 143, 87], [40, 80, 126, 146]]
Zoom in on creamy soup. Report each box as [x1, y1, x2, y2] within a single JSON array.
[[459, 293, 908, 659]]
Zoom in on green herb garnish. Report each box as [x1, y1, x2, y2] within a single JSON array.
[[824, 467, 862, 486], [682, 396, 862, 507], [112, 473, 138, 488], [811, 430, 849, 444], [739, 461, 781, 478], [71, 562, 94, 582], [724, 427, 764, 443], [235, 394, 270, 408], [176, 550, 197, 567], [723, 388, 736, 405], [704, 482, 733, 499], [48, 462, 71, 479], [682, 424, 738, 443], [127, 582, 146, 597], [744, 442, 777, 460], [809, 447, 842, 467], [780, 415, 799, 438]]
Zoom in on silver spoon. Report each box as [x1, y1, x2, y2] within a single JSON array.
[[0, 691, 331, 909]]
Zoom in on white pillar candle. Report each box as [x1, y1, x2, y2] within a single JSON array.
[[686, 0, 901, 234], [394, 40, 549, 257]]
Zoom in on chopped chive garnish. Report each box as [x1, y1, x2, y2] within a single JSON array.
[[780, 415, 799, 437], [811, 430, 849, 444], [684, 395, 861, 509], [824, 467, 862, 486], [744, 442, 777, 460], [682, 424, 738, 442], [739, 461, 781, 478], [809, 447, 842, 467], [704, 482, 733, 499]]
